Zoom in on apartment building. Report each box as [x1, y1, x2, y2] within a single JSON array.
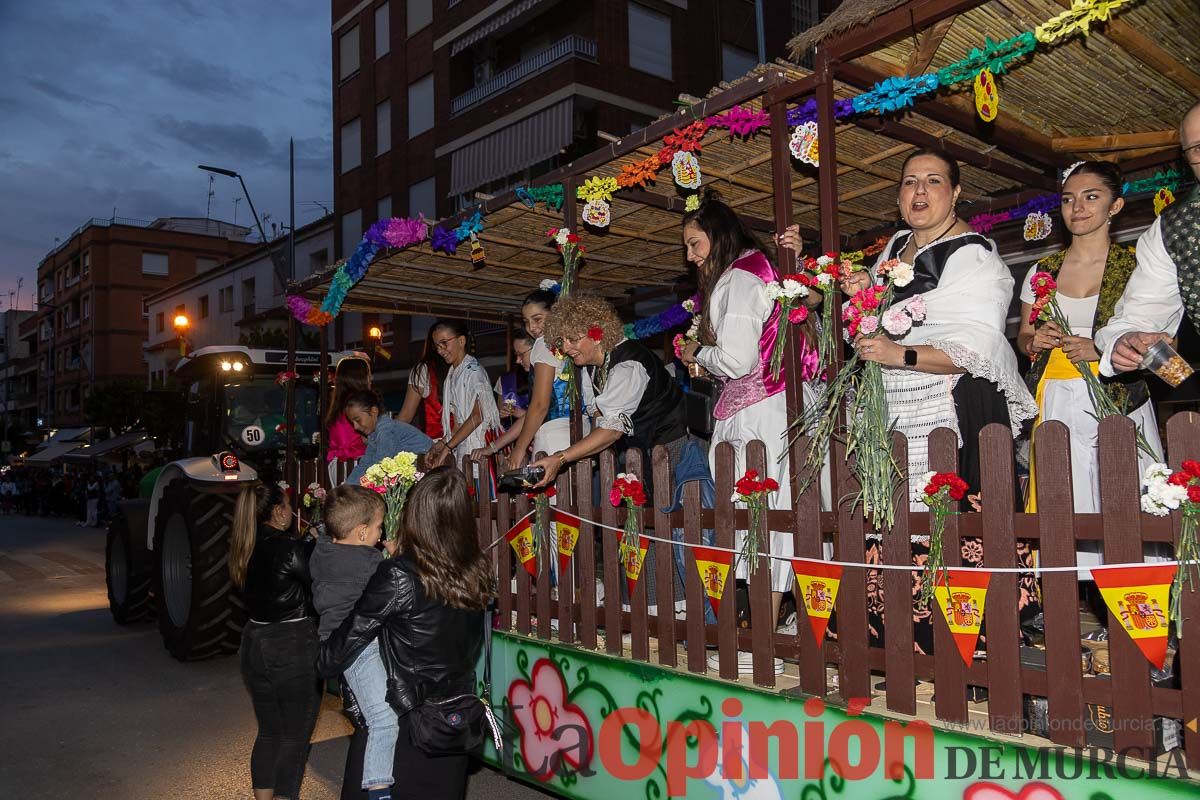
[[0, 310, 37, 451], [34, 217, 252, 427]]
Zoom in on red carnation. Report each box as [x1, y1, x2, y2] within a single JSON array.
[[567, 234, 580, 244], [1183, 460, 1200, 478], [609, 487, 623, 507], [587, 326, 603, 342], [763, 478, 779, 492], [1188, 485, 1200, 504], [924, 484, 939, 496], [1169, 471, 1191, 487]]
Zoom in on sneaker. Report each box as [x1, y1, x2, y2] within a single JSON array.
[[777, 612, 798, 637], [707, 652, 785, 675]]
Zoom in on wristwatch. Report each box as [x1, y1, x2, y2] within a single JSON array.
[[904, 348, 918, 367]]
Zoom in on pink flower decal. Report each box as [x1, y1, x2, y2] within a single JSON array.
[[962, 783, 1064, 800], [507, 658, 593, 782]]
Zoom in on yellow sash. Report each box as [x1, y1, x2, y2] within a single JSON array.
[[1026, 348, 1099, 512]]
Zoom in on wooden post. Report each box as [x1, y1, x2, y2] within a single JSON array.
[[653, 444, 677, 667], [285, 316, 297, 470], [714, 442, 739, 680], [930, 427, 967, 724], [979, 424, 1021, 734], [1167, 412, 1200, 769], [882, 431, 915, 715], [562, 177, 583, 446], [318, 323, 329, 480], [747, 440, 775, 687]]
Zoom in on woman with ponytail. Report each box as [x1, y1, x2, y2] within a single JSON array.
[[230, 479, 320, 800]]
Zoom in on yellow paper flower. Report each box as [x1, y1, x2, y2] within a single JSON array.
[[576, 176, 619, 203]]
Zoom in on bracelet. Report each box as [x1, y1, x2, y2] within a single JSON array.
[[556, 452, 567, 470]]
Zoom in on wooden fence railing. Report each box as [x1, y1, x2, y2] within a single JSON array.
[[467, 413, 1200, 770]]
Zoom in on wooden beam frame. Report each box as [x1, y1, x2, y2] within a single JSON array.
[[904, 14, 957, 75], [824, 0, 988, 63], [1052, 130, 1180, 153]]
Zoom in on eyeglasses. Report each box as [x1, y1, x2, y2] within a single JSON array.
[[433, 336, 459, 349], [1185, 143, 1200, 162]]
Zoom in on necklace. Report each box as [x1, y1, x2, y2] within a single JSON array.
[[911, 215, 960, 251], [593, 350, 612, 394]]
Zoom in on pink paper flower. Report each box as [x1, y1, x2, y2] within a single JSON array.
[[508, 659, 593, 782]]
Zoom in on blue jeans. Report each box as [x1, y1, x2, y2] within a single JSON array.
[[344, 639, 399, 788], [672, 527, 717, 625]]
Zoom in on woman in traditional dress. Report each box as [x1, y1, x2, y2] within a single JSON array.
[[397, 326, 449, 440], [842, 148, 1040, 659], [1018, 161, 1162, 518], [424, 320, 503, 475], [324, 356, 370, 484], [677, 195, 822, 673]]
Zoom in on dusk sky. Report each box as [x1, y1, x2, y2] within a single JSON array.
[[0, 0, 332, 310]]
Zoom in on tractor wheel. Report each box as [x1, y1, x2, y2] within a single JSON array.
[[153, 478, 246, 660], [105, 514, 153, 624]]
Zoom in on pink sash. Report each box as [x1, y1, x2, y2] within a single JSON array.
[[713, 252, 819, 420]]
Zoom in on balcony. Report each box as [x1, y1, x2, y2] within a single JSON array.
[[451, 35, 596, 116]]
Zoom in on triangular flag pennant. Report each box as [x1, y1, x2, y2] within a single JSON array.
[[694, 546, 733, 617], [933, 569, 991, 667], [554, 510, 582, 578], [504, 518, 537, 578], [1091, 564, 1176, 669], [619, 536, 649, 600], [791, 559, 843, 644]]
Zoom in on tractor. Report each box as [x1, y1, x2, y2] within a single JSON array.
[[104, 345, 362, 660]]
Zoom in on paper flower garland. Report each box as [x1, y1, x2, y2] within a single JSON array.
[[577, 176, 619, 203], [515, 184, 564, 210], [1154, 188, 1176, 216], [789, 121, 819, 166], [935, 33, 1037, 87], [623, 294, 701, 341], [850, 74, 939, 115], [974, 69, 999, 122], [671, 151, 701, 189], [288, 215, 429, 326], [684, 194, 700, 212], [616, 156, 660, 189], [969, 193, 1059, 234], [705, 104, 770, 137], [431, 209, 486, 255], [1034, 0, 1136, 44], [1023, 211, 1053, 241]]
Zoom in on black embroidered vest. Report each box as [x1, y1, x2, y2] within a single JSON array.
[[591, 339, 687, 453], [1162, 186, 1200, 334]]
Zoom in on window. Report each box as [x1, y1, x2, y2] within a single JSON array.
[[406, 0, 431, 34], [376, 100, 391, 156], [341, 117, 362, 173], [377, 195, 392, 221], [339, 25, 360, 80], [722, 42, 757, 84], [82, 251, 90, 279], [375, 2, 390, 57], [142, 252, 169, 276], [142, 299, 149, 319], [155, 312, 165, 333], [199, 295, 209, 319], [308, 249, 329, 276], [407, 74, 434, 138], [196, 257, 219, 274], [628, 3, 672, 79], [242, 278, 256, 318], [219, 286, 234, 313], [341, 209, 363, 258], [408, 178, 436, 219], [82, 295, 90, 321]]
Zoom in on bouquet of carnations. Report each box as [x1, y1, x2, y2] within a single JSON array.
[[672, 299, 703, 361], [764, 273, 813, 379], [302, 481, 327, 527], [527, 486, 557, 575], [1029, 271, 1155, 457], [610, 473, 647, 552], [1140, 461, 1200, 635], [732, 469, 779, 575], [548, 227, 584, 298], [359, 451, 422, 543], [918, 471, 968, 606], [805, 252, 862, 370]]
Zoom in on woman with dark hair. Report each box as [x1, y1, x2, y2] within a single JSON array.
[[493, 332, 534, 426], [344, 389, 434, 486], [319, 467, 492, 800], [840, 148, 1039, 658], [424, 320, 502, 471], [474, 287, 590, 470], [677, 192, 822, 670], [229, 479, 320, 800], [1018, 161, 1162, 515], [397, 325, 449, 440], [326, 356, 372, 474]]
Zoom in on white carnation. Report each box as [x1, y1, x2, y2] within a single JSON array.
[[1141, 494, 1169, 516], [816, 255, 834, 267], [764, 281, 783, 301], [539, 278, 558, 291], [781, 278, 809, 299], [889, 261, 915, 288], [816, 272, 834, 288]]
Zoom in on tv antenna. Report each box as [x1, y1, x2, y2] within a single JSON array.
[[205, 174, 215, 220], [233, 197, 241, 225]]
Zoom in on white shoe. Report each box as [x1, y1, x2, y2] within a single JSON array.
[[707, 652, 785, 675], [777, 612, 798, 637]]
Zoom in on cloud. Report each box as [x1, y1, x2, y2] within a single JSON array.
[[25, 76, 121, 112], [154, 116, 274, 163], [148, 55, 250, 100]]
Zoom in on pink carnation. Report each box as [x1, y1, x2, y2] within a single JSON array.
[[788, 306, 809, 324], [904, 295, 927, 322], [881, 307, 912, 336], [859, 316, 880, 335]]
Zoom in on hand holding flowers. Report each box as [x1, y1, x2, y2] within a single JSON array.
[[359, 451, 423, 544], [301, 482, 327, 529], [764, 273, 813, 378]]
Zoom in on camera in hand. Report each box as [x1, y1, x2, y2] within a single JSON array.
[[497, 466, 547, 494]]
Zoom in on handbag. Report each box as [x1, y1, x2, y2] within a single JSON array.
[[406, 607, 503, 757], [685, 377, 718, 440]]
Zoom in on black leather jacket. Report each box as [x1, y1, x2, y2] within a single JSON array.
[[317, 555, 483, 714], [243, 525, 315, 622]]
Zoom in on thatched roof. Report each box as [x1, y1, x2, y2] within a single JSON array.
[[788, 0, 910, 60]]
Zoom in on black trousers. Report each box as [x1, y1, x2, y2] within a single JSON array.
[[341, 714, 469, 800], [240, 618, 322, 798]]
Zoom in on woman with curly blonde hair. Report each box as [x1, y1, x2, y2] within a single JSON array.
[[529, 292, 688, 487]]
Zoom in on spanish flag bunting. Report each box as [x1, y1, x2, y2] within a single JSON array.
[[933, 569, 991, 666], [620, 536, 650, 600], [504, 517, 538, 578], [791, 559, 843, 644], [694, 546, 733, 617], [554, 510, 582, 577], [1091, 564, 1176, 669]]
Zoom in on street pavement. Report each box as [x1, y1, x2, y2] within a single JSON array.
[[0, 513, 549, 799]]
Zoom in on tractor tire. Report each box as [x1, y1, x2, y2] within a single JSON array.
[[105, 514, 154, 624], [153, 478, 246, 660]]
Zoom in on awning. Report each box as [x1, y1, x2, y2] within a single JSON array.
[[448, 99, 572, 197], [450, 0, 550, 57], [39, 427, 90, 447], [62, 430, 153, 463], [25, 441, 85, 465]]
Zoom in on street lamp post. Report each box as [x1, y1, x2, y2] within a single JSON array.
[[197, 165, 292, 295], [173, 314, 190, 358]]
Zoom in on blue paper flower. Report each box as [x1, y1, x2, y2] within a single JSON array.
[[431, 225, 459, 254]]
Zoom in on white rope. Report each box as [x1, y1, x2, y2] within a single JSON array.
[[484, 507, 1191, 576]]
